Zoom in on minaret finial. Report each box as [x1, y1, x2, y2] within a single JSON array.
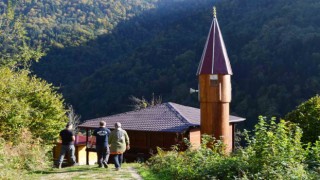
[[213, 6, 217, 18]]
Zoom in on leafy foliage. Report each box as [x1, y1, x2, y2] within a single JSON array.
[[147, 117, 319, 179], [0, 67, 67, 143], [0, 1, 44, 68], [0, 0, 159, 48], [129, 93, 162, 110], [285, 95, 320, 144], [0, 1, 68, 177], [0, 1, 67, 143], [241, 116, 308, 179], [147, 135, 229, 180], [0, 129, 51, 179], [306, 139, 320, 175]]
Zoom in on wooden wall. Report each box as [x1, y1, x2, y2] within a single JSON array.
[[199, 74, 233, 152], [189, 129, 201, 148], [127, 131, 180, 151], [53, 143, 97, 165], [125, 130, 186, 161]]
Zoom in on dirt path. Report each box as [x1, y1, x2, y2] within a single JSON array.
[[127, 166, 143, 180], [30, 164, 143, 180]]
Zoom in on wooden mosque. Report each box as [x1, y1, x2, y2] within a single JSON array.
[[54, 7, 245, 164]]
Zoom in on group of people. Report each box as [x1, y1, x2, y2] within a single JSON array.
[[57, 121, 130, 171]]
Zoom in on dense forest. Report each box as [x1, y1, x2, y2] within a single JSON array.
[[11, 0, 319, 129], [0, 0, 158, 47]]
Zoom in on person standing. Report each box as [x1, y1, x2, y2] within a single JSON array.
[[109, 122, 130, 171], [93, 121, 111, 168], [57, 122, 77, 168]]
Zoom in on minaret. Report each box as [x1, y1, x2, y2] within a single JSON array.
[[197, 7, 233, 152]]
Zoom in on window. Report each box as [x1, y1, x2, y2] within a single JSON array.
[[210, 74, 218, 86]]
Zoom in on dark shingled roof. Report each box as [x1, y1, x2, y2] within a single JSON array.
[[79, 102, 245, 132]]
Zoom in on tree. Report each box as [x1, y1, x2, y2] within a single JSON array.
[[67, 105, 81, 134], [0, 67, 68, 143], [285, 95, 320, 144], [129, 93, 162, 110], [0, 1, 44, 68], [0, 1, 67, 143]]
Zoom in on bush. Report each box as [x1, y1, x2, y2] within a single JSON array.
[[0, 128, 51, 179], [285, 95, 320, 144], [146, 116, 314, 179], [147, 136, 228, 180], [240, 116, 309, 179], [0, 67, 67, 143], [306, 138, 320, 176]]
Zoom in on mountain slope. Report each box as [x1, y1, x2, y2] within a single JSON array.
[[33, 0, 213, 118], [0, 0, 159, 47], [30, 0, 320, 128]]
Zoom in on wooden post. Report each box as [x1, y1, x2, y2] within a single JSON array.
[[86, 128, 89, 165], [232, 123, 235, 150]]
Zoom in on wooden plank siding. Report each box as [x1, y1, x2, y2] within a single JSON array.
[[126, 130, 181, 151], [199, 74, 233, 152], [125, 130, 187, 161], [53, 143, 97, 165], [189, 129, 201, 148]]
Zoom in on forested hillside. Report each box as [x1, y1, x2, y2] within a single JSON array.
[[32, 0, 210, 118], [27, 0, 320, 128], [0, 0, 158, 47]]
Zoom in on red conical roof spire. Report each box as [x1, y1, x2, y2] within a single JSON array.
[[197, 7, 233, 75]]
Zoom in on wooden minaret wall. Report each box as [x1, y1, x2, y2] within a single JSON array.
[[199, 74, 233, 152], [197, 7, 233, 153]]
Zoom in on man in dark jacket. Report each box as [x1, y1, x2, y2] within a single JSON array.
[[93, 121, 111, 168], [57, 122, 77, 168]]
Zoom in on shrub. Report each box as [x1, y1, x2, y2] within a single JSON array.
[[311, 140, 320, 167], [240, 116, 309, 179], [146, 116, 313, 179], [285, 95, 320, 144], [147, 136, 227, 180], [306, 138, 320, 177], [0, 67, 67, 144], [0, 128, 51, 179]]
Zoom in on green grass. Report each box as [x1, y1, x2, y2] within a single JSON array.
[[136, 165, 164, 180], [25, 163, 144, 180]]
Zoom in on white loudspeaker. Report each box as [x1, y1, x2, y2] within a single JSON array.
[[190, 88, 199, 94]]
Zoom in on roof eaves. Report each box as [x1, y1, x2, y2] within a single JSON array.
[[166, 102, 198, 126]]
